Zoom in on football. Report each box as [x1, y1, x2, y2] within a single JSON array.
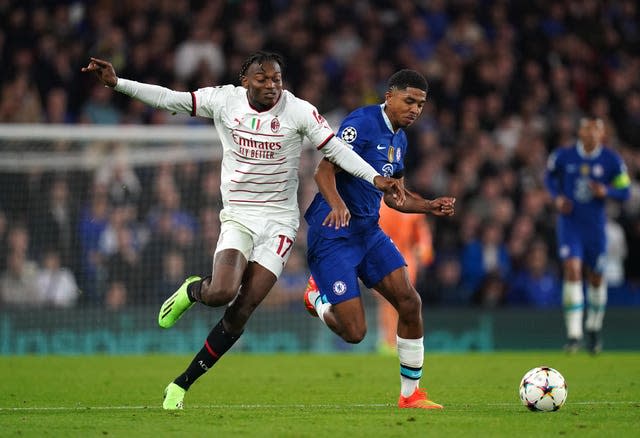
[[519, 366, 568, 412]]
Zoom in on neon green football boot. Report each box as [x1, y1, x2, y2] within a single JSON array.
[[163, 382, 186, 410], [158, 276, 201, 328]]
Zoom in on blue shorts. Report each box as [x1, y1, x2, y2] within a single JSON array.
[[306, 225, 406, 305], [556, 220, 607, 274]]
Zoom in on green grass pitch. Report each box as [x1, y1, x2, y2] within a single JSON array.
[[1, 352, 638, 437]]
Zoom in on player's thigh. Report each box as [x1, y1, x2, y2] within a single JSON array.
[[557, 220, 583, 260], [332, 296, 366, 332], [583, 232, 607, 276], [557, 226, 583, 279], [358, 229, 407, 292], [373, 267, 419, 311], [251, 220, 298, 279], [212, 220, 253, 291], [307, 231, 363, 306]]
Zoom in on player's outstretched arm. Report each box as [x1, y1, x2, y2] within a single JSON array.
[[81, 57, 194, 115], [314, 159, 351, 229], [384, 187, 455, 216]]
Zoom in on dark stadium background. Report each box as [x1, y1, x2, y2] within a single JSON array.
[[0, 0, 638, 353]]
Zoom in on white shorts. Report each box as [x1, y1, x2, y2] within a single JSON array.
[[215, 212, 297, 278]]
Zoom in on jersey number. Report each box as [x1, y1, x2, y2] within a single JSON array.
[[276, 235, 294, 258]]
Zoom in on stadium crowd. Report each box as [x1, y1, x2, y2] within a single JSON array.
[[0, 0, 639, 310]]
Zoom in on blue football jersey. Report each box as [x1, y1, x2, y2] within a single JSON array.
[[304, 104, 407, 236], [544, 142, 631, 230]]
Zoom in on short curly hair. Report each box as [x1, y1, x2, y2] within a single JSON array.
[[387, 69, 428, 93]]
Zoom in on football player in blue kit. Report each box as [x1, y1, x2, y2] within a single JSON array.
[[545, 117, 631, 354], [303, 70, 456, 409]]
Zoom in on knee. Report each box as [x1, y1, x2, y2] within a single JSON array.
[[564, 260, 582, 281], [396, 290, 422, 317], [341, 324, 367, 344]]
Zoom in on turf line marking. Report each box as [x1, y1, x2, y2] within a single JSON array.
[[0, 401, 637, 412], [0, 403, 390, 412]]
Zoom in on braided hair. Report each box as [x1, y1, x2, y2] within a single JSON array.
[[239, 51, 285, 81]]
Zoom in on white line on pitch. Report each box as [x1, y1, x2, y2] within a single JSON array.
[[0, 401, 636, 412]]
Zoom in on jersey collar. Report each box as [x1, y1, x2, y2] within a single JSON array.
[[380, 104, 397, 133], [576, 140, 602, 159]]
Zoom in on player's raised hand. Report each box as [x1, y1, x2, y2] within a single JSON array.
[[427, 197, 456, 216], [81, 57, 118, 88], [374, 176, 406, 206], [588, 181, 608, 199], [322, 200, 351, 229], [554, 195, 573, 214]]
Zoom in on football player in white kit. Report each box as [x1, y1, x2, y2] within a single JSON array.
[[83, 51, 404, 409]]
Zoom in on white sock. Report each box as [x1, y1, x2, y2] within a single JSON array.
[[316, 301, 331, 324], [563, 281, 584, 340], [585, 282, 607, 332], [397, 336, 423, 397]]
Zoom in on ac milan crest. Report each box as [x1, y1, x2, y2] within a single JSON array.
[[271, 117, 280, 133]]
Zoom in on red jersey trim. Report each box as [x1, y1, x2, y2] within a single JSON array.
[[190, 92, 197, 117], [234, 128, 285, 138], [235, 169, 288, 176], [317, 134, 335, 150], [230, 179, 287, 185], [229, 198, 289, 203]]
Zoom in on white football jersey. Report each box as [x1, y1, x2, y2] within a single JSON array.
[[192, 85, 334, 227]]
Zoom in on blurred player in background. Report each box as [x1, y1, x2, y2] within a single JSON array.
[[545, 117, 630, 354], [303, 70, 455, 409], [377, 202, 433, 354], [83, 51, 404, 409]]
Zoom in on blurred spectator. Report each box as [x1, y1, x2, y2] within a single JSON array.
[[461, 220, 511, 295], [79, 83, 121, 124], [0, 72, 43, 123], [0, 209, 7, 272], [31, 175, 77, 270], [197, 166, 223, 210], [77, 183, 110, 302], [37, 248, 80, 308], [605, 216, 627, 289], [0, 0, 638, 309], [424, 256, 470, 307], [174, 24, 225, 83], [44, 88, 74, 124], [153, 248, 187, 305], [0, 224, 40, 307], [146, 171, 197, 235], [507, 240, 561, 308], [472, 272, 509, 309], [105, 226, 141, 309], [94, 145, 142, 207]]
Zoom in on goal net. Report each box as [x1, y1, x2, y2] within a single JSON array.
[[0, 124, 379, 354]]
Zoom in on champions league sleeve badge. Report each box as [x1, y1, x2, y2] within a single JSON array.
[[341, 126, 357, 143]]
